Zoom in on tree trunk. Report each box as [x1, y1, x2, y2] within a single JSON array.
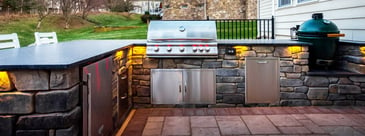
[[36, 21, 42, 30], [20, 0, 24, 14], [65, 17, 71, 29]]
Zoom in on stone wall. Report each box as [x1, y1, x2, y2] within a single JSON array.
[[130, 45, 310, 107], [0, 68, 80, 136], [0, 49, 131, 136], [130, 43, 365, 107], [337, 43, 365, 74], [162, 0, 257, 20]]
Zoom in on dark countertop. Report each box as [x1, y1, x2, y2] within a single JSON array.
[[340, 40, 365, 46], [0, 40, 145, 70], [218, 39, 312, 46], [0, 39, 309, 70]]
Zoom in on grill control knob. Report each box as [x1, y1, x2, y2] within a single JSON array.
[[205, 48, 210, 52], [192, 47, 198, 52], [154, 47, 159, 52], [179, 48, 185, 52], [199, 48, 204, 52], [167, 47, 172, 52]]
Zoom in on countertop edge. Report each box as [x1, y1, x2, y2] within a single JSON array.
[[0, 39, 310, 70]]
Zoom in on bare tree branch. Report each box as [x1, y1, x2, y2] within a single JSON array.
[[58, 0, 77, 29], [33, 0, 51, 29]]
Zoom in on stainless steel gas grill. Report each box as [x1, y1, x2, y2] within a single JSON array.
[[146, 20, 218, 58]]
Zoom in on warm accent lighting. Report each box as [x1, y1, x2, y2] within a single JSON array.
[[132, 46, 146, 55], [0, 71, 12, 91], [360, 47, 365, 55], [233, 45, 250, 51], [288, 46, 302, 54], [115, 50, 124, 60]]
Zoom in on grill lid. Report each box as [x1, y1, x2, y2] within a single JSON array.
[[146, 20, 218, 58], [147, 20, 217, 42]]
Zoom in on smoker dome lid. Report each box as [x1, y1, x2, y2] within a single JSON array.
[[298, 13, 340, 34]]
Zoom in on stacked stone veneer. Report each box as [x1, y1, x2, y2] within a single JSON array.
[[337, 43, 365, 74], [131, 45, 305, 107], [162, 0, 257, 20], [0, 48, 131, 136], [0, 68, 80, 136], [131, 44, 365, 107]]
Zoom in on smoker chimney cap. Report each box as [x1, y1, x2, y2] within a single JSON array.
[[312, 13, 323, 20]]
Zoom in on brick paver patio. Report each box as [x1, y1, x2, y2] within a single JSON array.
[[122, 106, 365, 136]]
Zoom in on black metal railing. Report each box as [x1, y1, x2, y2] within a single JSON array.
[[214, 16, 275, 39]]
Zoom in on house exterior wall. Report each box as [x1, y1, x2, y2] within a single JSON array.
[[130, 0, 162, 14], [258, 0, 365, 41], [257, 0, 273, 19]]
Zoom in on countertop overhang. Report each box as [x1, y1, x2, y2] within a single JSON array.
[[0, 39, 310, 70]]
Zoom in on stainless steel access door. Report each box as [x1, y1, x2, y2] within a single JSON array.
[[151, 69, 183, 104], [151, 69, 216, 104], [183, 69, 216, 104], [245, 57, 280, 104], [82, 56, 113, 136]]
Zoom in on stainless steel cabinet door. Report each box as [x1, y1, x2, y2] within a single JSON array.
[[82, 56, 113, 136], [246, 57, 279, 104], [151, 69, 183, 104], [184, 69, 216, 104]]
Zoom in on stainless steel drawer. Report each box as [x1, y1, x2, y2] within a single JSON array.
[[245, 57, 280, 104]]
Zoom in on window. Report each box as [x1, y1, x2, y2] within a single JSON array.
[[278, 0, 292, 7], [298, 0, 313, 3]]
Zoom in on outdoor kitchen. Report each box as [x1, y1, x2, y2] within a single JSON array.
[[1, 14, 365, 136]]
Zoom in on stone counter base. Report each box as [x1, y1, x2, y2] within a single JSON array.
[[130, 45, 365, 108]]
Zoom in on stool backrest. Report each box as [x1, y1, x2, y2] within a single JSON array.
[[34, 32, 58, 45], [0, 33, 20, 49]]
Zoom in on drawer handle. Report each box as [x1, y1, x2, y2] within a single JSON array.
[[121, 96, 127, 100], [257, 60, 268, 64]]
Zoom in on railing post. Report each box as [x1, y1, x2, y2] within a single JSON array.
[[271, 16, 275, 39]]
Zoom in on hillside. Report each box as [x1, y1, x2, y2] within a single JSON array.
[[0, 13, 147, 46]]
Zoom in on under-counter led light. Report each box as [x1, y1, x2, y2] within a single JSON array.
[[360, 46, 365, 55], [233, 45, 250, 51], [288, 46, 302, 54], [0, 71, 12, 91], [232, 46, 250, 57], [132, 46, 146, 55], [115, 50, 124, 60]]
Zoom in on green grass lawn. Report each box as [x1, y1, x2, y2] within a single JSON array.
[[0, 13, 260, 47], [0, 13, 147, 47]]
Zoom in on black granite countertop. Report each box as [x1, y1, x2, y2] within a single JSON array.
[[217, 39, 312, 46], [340, 40, 365, 46], [0, 39, 310, 70], [0, 40, 145, 70]]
